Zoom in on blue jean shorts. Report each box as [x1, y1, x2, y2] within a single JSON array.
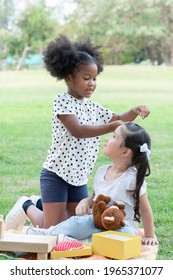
[[40, 168, 88, 203]]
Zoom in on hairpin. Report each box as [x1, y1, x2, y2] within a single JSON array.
[[140, 143, 151, 160]]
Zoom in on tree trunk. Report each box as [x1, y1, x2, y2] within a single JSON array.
[[146, 47, 155, 65], [114, 51, 120, 65], [157, 48, 163, 65], [2, 60, 8, 70], [39, 46, 43, 67], [16, 46, 30, 71], [170, 43, 173, 66]]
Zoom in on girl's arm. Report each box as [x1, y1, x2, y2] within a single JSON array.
[[75, 195, 94, 215], [110, 105, 150, 122], [59, 114, 124, 138], [58, 105, 150, 139], [139, 193, 159, 245]]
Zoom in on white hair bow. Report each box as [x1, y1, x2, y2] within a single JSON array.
[[140, 143, 151, 160]]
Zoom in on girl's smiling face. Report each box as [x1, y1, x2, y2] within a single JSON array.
[[66, 63, 98, 100]]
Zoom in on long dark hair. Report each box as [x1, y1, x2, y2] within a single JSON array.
[[123, 122, 151, 222]]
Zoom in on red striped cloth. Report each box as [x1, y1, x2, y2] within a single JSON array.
[[54, 241, 84, 251]]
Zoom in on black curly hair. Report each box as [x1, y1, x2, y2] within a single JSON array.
[[43, 34, 104, 80], [123, 123, 151, 223]]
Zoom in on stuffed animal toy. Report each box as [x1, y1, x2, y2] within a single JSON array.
[[92, 194, 126, 230]]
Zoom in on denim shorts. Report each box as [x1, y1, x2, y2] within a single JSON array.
[[40, 168, 88, 203]]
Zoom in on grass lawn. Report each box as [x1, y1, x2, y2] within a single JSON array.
[[0, 65, 173, 260]]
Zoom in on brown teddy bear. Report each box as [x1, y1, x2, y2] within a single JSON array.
[[92, 194, 126, 230]]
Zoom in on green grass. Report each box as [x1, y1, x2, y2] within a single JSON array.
[[0, 66, 173, 260]]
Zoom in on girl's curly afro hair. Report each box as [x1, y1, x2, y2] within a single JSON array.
[[43, 34, 104, 80]]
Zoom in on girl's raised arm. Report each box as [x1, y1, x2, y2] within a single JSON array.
[[110, 105, 150, 122]]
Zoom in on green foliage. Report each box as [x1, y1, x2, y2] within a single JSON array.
[[17, 0, 58, 51], [0, 0, 14, 28], [119, 51, 135, 65], [0, 254, 17, 260], [68, 0, 173, 65], [0, 0, 60, 69], [0, 66, 173, 259], [0, 0, 15, 64], [1, 0, 173, 66]]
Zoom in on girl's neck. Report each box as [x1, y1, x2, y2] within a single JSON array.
[[67, 90, 84, 100], [104, 162, 130, 181]]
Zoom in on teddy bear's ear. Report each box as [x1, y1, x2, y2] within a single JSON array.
[[114, 201, 125, 210], [95, 194, 111, 204]]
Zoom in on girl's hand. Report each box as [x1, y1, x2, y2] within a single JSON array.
[[133, 105, 150, 119], [75, 199, 91, 216], [142, 236, 159, 246], [110, 120, 125, 132]]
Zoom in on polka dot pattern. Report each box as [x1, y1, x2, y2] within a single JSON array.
[[43, 93, 113, 186]]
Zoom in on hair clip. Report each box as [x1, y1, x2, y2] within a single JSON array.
[[140, 143, 151, 160]]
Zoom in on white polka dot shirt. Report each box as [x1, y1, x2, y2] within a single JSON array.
[[43, 93, 113, 186]]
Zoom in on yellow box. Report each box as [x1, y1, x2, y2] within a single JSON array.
[[92, 231, 141, 260], [50, 243, 92, 259]]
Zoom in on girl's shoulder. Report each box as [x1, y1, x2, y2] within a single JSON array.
[[124, 166, 137, 184], [97, 165, 109, 171], [95, 165, 109, 176], [127, 166, 137, 175], [54, 93, 97, 106], [54, 93, 79, 111], [54, 92, 70, 102], [125, 166, 147, 193]]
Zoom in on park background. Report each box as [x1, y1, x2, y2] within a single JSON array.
[[0, 0, 173, 260]]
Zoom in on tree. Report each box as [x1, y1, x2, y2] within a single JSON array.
[[155, 0, 173, 65], [0, 0, 15, 69], [16, 0, 59, 70], [68, 0, 173, 65], [0, 0, 14, 28], [1, 0, 173, 67]]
